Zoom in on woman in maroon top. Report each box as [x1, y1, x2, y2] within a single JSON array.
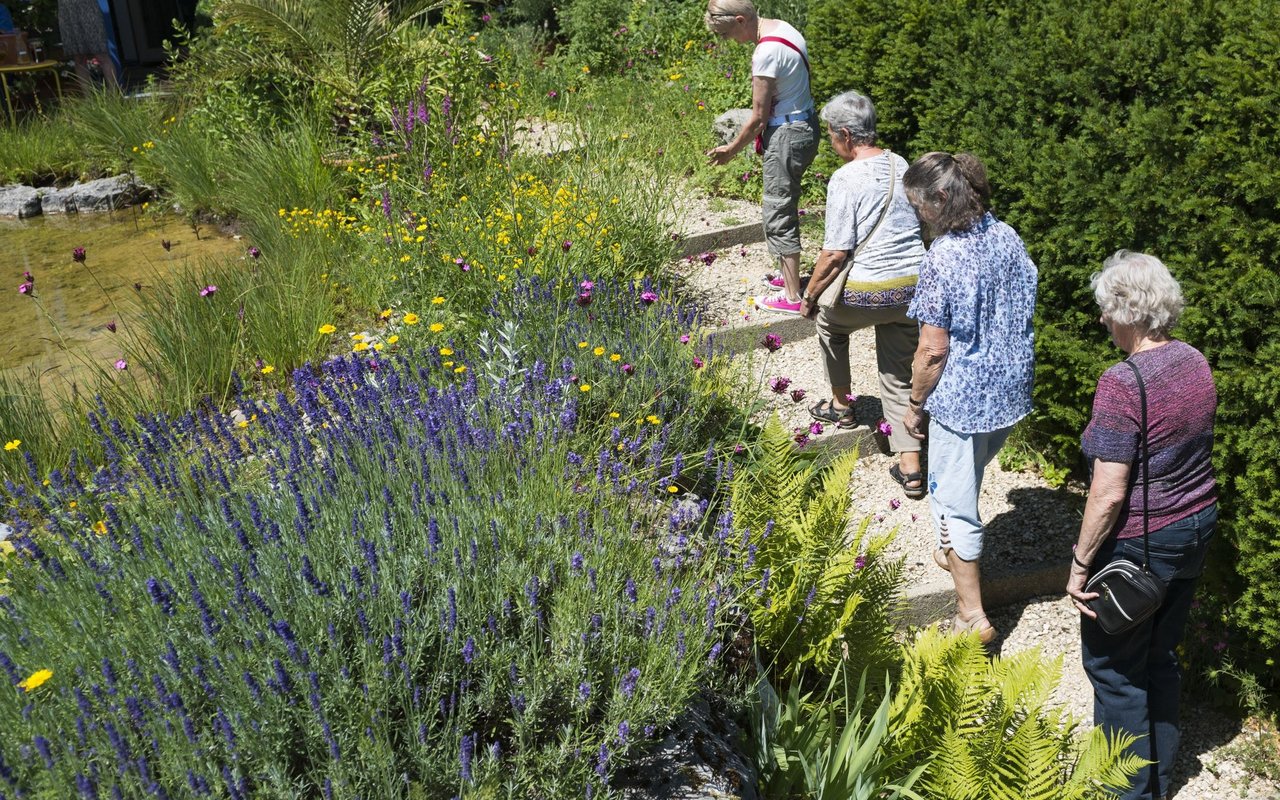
[[1067, 250, 1218, 800]]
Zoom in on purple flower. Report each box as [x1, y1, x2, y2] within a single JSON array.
[[17, 282, 32, 295], [762, 333, 782, 352], [844, 393, 858, 404], [578, 681, 591, 701], [22, 270, 32, 283], [621, 363, 635, 376], [679, 334, 690, 344], [455, 257, 471, 272], [114, 358, 128, 371], [877, 419, 893, 437], [481, 12, 491, 22], [698, 251, 717, 266], [576, 291, 593, 307], [200, 285, 218, 297], [248, 246, 261, 259], [790, 388, 807, 403], [570, 552, 584, 573], [161, 239, 172, 252], [793, 429, 810, 446], [617, 720, 630, 745], [808, 421, 823, 435], [547, 90, 558, 99], [620, 667, 640, 698], [854, 555, 867, 570], [692, 356, 704, 369], [889, 498, 901, 510], [462, 637, 475, 664], [769, 376, 792, 394], [640, 291, 658, 305], [562, 240, 573, 251], [460, 732, 475, 783], [73, 247, 86, 262], [106, 320, 117, 333], [580, 279, 595, 291]]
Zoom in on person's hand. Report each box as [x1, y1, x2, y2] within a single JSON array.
[[706, 145, 735, 166], [799, 296, 819, 320], [1066, 562, 1099, 617], [903, 406, 928, 440]]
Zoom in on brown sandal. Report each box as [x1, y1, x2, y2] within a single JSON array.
[[953, 613, 998, 647]]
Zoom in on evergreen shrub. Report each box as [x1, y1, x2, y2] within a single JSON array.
[[806, 0, 1280, 657]]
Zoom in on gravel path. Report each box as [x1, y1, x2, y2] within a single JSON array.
[[673, 216, 1280, 799]]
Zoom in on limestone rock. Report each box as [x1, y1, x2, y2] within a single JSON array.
[[0, 184, 42, 218], [41, 175, 151, 214], [616, 694, 759, 800], [713, 109, 753, 146]]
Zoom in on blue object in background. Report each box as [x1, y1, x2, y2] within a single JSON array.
[[0, 4, 16, 33], [98, 0, 120, 75]]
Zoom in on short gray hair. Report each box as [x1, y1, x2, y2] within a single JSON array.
[[705, 0, 757, 33], [1091, 250, 1185, 336], [819, 91, 877, 146]]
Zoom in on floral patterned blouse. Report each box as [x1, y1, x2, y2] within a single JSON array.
[[907, 212, 1037, 433]]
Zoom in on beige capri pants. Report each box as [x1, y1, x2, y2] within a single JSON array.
[[816, 302, 920, 453]]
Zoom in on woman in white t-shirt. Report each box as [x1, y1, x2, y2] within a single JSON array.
[[798, 91, 927, 496], [705, 0, 819, 315]]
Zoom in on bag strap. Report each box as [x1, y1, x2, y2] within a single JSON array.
[[1122, 359, 1152, 571], [757, 36, 810, 74]]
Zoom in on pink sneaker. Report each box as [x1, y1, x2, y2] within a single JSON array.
[[755, 292, 802, 315], [763, 273, 786, 289]]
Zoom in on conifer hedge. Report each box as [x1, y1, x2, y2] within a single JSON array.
[[806, 0, 1280, 656]]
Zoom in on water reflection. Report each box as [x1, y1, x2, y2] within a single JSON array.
[[0, 211, 242, 388]]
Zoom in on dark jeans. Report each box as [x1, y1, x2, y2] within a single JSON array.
[[1081, 503, 1217, 800]]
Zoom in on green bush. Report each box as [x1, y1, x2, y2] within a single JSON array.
[[807, 0, 1280, 661]]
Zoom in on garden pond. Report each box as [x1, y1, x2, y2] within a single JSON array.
[[1, 211, 242, 387]]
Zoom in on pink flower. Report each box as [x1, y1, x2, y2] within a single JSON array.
[[698, 251, 717, 266], [106, 320, 117, 333], [877, 420, 893, 437], [114, 358, 128, 370], [692, 356, 704, 369], [844, 393, 858, 405], [733, 443, 745, 455], [679, 334, 690, 344], [808, 421, 823, 435], [640, 291, 658, 305], [455, 258, 471, 272], [621, 363, 635, 376], [22, 270, 33, 283], [762, 333, 782, 352], [17, 282, 32, 295], [562, 240, 573, 251], [547, 90, 558, 99], [889, 498, 901, 510], [910, 513, 919, 522], [792, 428, 809, 446], [248, 246, 261, 259], [790, 388, 806, 403], [72, 247, 86, 263], [768, 376, 791, 394], [526, 245, 539, 256], [200, 285, 217, 297], [579, 280, 595, 292], [854, 555, 867, 570], [576, 291, 593, 307]]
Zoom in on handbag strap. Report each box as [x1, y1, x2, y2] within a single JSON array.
[[1121, 359, 1152, 570], [757, 36, 810, 74], [817, 156, 897, 307]]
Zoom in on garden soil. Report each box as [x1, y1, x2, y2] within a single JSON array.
[[675, 205, 1280, 800]]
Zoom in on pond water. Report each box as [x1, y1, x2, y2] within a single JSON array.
[[0, 211, 243, 388]]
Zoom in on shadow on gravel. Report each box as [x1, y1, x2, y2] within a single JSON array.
[[984, 485, 1084, 568]]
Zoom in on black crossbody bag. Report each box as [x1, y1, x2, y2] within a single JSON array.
[[1084, 359, 1168, 635]]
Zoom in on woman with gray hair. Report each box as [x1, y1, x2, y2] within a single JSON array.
[[798, 90, 925, 488], [1067, 251, 1217, 800], [704, 0, 818, 315], [902, 152, 1038, 645]]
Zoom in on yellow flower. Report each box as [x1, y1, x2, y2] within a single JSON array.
[[667, 485, 679, 494], [610, 353, 621, 362], [593, 346, 606, 356], [93, 520, 108, 536], [454, 365, 467, 373], [580, 384, 592, 392], [351, 333, 365, 342], [68, 501, 77, 509], [444, 361, 454, 367], [581, 65, 591, 73], [353, 342, 370, 352], [429, 323, 445, 333], [578, 341, 589, 349], [260, 365, 275, 375], [3, 439, 19, 451], [387, 335, 400, 345], [646, 415, 662, 425], [379, 308, 393, 319], [318, 324, 337, 335], [18, 669, 53, 692], [0, 540, 14, 557], [431, 296, 446, 305], [609, 412, 620, 419], [374, 343, 384, 352], [403, 313, 421, 325], [439, 347, 454, 356], [237, 420, 249, 429]]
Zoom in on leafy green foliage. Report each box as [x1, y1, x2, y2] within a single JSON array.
[[806, 0, 1280, 658], [890, 629, 1144, 800], [732, 416, 903, 682]]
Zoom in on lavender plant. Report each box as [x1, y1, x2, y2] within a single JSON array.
[[0, 281, 745, 797]]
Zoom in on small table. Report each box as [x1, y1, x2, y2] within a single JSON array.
[[0, 60, 64, 125]]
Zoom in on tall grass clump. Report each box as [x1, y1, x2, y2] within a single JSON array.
[[0, 279, 745, 795], [0, 115, 93, 184]]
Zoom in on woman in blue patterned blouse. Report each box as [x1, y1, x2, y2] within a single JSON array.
[[901, 152, 1038, 646]]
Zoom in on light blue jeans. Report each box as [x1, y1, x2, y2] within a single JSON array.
[[926, 419, 1014, 561]]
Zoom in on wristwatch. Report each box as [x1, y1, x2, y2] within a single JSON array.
[[801, 292, 815, 303]]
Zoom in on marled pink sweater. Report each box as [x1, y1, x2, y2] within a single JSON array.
[[1081, 340, 1217, 539]]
